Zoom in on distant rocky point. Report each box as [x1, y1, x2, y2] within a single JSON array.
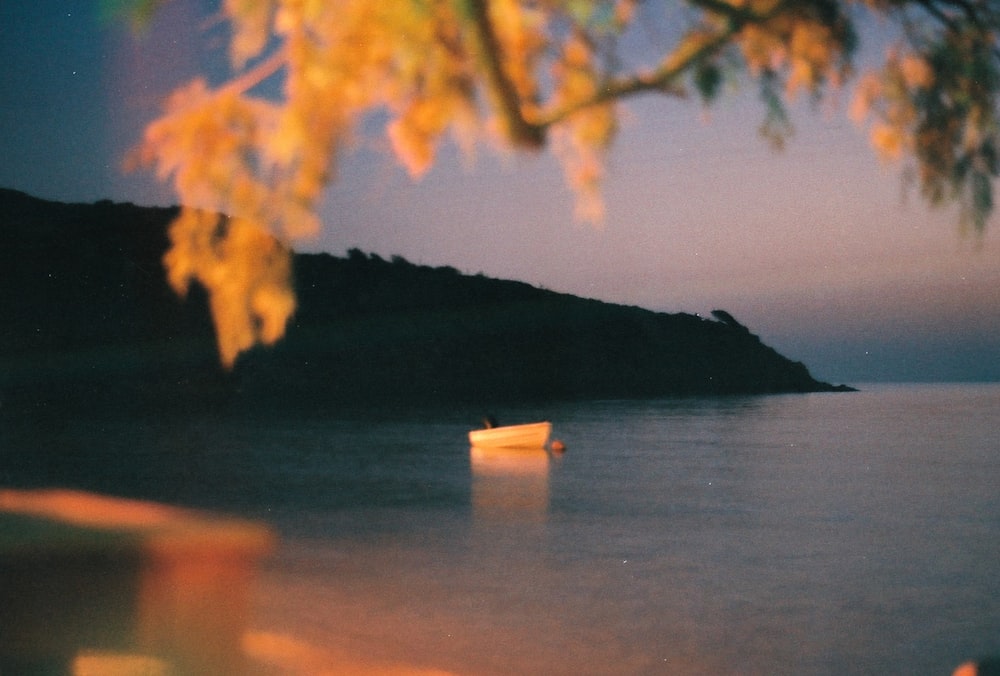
[[0, 188, 853, 416]]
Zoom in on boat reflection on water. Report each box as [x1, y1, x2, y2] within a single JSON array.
[[469, 446, 550, 522]]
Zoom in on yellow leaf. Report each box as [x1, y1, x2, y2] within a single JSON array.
[[871, 122, 908, 161], [900, 54, 934, 89]]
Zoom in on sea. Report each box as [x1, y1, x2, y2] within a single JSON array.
[[3, 382, 1000, 675]]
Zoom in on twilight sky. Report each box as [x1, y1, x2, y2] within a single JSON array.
[[2, 1, 998, 384]]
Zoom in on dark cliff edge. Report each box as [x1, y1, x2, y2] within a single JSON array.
[[0, 189, 853, 417]]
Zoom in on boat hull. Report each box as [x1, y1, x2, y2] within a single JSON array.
[[468, 422, 552, 449]]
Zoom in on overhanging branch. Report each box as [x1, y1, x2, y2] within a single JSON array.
[[534, 0, 796, 128], [224, 47, 288, 96], [463, 0, 546, 148], [533, 27, 734, 127]]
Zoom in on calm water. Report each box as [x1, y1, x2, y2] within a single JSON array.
[[4, 383, 1000, 674]]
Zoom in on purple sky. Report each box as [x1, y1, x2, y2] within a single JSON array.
[[2, 1, 998, 383]]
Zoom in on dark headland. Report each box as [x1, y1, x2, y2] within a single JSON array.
[[0, 188, 853, 417]]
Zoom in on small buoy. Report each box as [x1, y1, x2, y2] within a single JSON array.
[[550, 439, 566, 453]]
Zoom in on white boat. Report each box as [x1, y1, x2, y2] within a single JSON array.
[[468, 421, 552, 449]]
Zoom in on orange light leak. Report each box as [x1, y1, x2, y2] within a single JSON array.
[[0, 488, 180, 529]]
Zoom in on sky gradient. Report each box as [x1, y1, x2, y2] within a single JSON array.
[[2, 1, 998, 384]]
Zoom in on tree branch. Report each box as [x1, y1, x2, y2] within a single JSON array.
[[533, 45, 712, 128], [224, 47, 288, 96], [910, 0, 1000, 60], [534, 0, 796, 128], [463, 0, 545, 148]]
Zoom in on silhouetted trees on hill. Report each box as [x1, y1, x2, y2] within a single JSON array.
[[0, 190, 851, 416]]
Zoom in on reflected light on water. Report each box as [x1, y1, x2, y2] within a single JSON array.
[[469, 446, 550, 522]]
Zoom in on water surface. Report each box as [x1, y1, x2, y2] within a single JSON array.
[[5, 384, 999, 674]]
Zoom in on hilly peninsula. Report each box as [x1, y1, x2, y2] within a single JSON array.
[[0, 188, 851, 416]]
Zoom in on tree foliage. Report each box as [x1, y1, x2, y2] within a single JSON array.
[[125, 0, 1000, 366]]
